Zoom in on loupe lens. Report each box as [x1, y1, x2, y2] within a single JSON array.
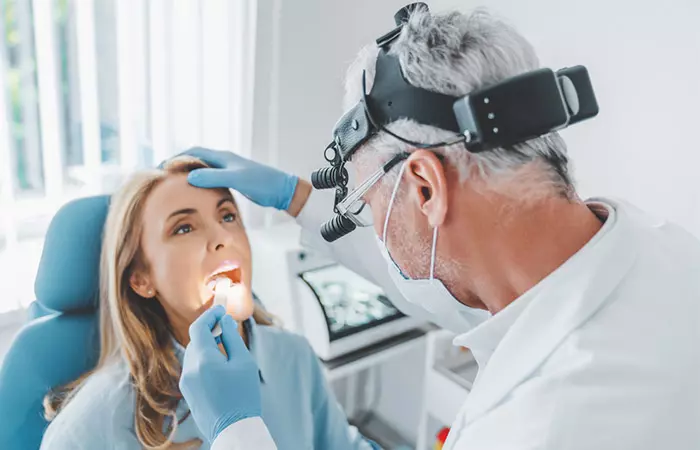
[[321, 215, 357, 242]]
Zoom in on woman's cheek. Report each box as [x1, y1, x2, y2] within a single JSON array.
[[155, 253, 192, 301]]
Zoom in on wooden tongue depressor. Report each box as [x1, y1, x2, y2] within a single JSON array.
[[211, 278, 232, 338]]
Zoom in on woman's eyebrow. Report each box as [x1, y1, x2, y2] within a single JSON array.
[[167, 208, 197, 220], [167, 198, 231, 220], [217, 197, 235, 208]]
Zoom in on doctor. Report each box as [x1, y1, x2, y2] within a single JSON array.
[[179, 5, 700, 450]]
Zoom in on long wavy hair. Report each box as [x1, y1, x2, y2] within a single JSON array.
[[44, 157, 273, 449]]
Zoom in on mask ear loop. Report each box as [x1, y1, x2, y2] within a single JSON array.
[[430, 226, 438, 280], [384, 160, 439, 281], [383, 162, 408, 244]]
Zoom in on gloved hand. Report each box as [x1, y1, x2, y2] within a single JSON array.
[[179, 147, 299, 211], [179, 305, 263, 443]]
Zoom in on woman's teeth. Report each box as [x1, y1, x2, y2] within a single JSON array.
[[207, 277, 226, 292], [208, 266, 241, 282], [206, 272, 241, 294]]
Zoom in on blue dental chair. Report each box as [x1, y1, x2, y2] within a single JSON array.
[[0, 195, 111, 449]]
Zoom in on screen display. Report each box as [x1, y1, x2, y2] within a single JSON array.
[[299, 264, 402, 337]]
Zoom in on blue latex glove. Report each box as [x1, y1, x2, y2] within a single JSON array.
[[179, 305, 263, 443], [179, 147, 299, 211]]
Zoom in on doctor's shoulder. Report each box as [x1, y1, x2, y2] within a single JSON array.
[[40, 361, 138, 450]]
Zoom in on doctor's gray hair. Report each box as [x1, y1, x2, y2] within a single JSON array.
[[344, 8, 573, 199]]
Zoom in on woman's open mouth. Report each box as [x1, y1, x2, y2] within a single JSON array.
[[205, 260, 243, 294], [202, 259, 253, 318]]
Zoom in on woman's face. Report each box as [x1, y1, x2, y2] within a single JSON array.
[[130, 173, 254, 328]]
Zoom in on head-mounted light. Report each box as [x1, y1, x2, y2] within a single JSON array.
[[311, 2, 599, 242]]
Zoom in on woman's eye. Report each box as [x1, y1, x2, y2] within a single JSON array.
[[223, 212, 237, 223], [174, 224, 193, 235]]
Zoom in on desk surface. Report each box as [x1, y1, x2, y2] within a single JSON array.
[[322, 327, 428, 380]]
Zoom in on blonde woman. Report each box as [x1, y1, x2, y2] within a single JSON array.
[[40, 157, 376, 450]]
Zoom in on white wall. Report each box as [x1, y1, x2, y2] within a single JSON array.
[[248, 0, 413, 227], [252, 0, 700, 234], [435, 0, 700, 233], [248, 0, 700, 443]]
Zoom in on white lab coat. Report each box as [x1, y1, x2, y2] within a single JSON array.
[[213, 190, 700, 450]]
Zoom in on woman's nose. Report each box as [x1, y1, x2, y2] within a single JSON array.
[[209, 224, 234, 252]]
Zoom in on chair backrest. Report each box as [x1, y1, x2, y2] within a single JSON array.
[[0, 195, 110, 449]]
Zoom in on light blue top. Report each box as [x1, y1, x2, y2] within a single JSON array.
[[40, 320, 377, 450]]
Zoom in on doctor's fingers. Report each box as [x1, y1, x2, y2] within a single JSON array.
[[188, 168, 251, 190], [218, 315, 253, 363], [189, 305, 227, 349]]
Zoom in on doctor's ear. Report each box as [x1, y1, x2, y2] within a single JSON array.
[[130, 271, 156, 299], [404, 150, 448, 228]]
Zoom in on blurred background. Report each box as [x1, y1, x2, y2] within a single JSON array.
[[1, 0, 699, 313], [0, 0, 259, 313], [0, 1, 698, 445]]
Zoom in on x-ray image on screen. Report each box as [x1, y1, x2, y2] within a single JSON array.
[[300, 264, 402, 336]]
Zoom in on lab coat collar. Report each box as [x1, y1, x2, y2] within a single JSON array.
[[455, 283, 538, 371], [453, 199, 644, 426]]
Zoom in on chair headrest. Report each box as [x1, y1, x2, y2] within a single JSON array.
[[0, 312, 99, 448], [34, 196, 110, 312]]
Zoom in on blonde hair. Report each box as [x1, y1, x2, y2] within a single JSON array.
[[44, 157, 273, 449]]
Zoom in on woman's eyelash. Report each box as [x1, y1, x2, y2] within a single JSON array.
[[172, 211, 235, 235], [174, 223, 193, 235]]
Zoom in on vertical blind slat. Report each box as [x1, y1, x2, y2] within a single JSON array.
[[33, 0, 65, 199], [115, 0, 147, 170], [75, 0, 101, 188], [148, 0, 172, 164]]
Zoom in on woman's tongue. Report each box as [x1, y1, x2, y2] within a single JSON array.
[[205, 268, 241, 294]]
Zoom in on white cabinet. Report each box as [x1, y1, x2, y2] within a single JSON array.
[[417, 329, 479, 450]]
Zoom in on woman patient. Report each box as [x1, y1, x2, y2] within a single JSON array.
[[40, 157, 375, 450]]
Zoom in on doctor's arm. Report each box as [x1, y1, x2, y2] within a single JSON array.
[[180, 306, 277, 450], [294, 187, 386, 286]]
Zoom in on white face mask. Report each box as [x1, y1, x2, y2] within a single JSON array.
[[377, 163, 491, 334]]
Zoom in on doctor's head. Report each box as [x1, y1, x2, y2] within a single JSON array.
[[344, 9, 575, 310]]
